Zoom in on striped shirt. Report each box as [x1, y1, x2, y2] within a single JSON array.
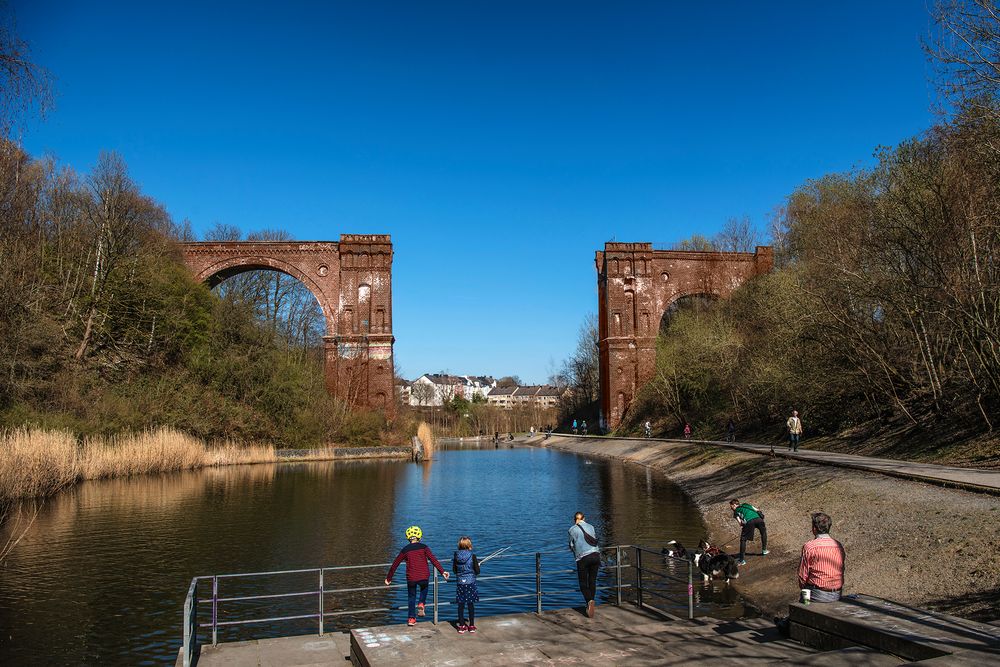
[[387, 542, 444, 583], [798, 534, 845, 591]]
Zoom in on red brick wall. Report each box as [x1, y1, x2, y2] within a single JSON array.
[[595, 243, 773, 430], [179, 236, 395, 418]]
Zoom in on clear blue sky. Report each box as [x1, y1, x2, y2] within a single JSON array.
[[16, 1, 935, 383]]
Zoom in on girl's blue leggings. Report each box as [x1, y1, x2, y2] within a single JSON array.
[[458, 601, 475, 625], [406, 580, 429, 618]]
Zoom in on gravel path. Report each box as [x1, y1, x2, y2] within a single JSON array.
[[543, 436, 1000, 622]]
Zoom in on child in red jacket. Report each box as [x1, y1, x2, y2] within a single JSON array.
[[385, 525, 449, 626]]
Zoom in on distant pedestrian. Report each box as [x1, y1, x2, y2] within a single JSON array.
[[726, 417, 736, 443], [385, 526, 449, 626], [452, 536, 480, 634], [799, 512, 845, 603], [572, 419, 578, 435], [568, 511, 601, 618], [581, 420, 588, 435], [644, 420, 652, 438], [729, 499, 769, 566], [683, 423, 692, 440], [787, 410, 803, 452], [530, 426, 536, 438]]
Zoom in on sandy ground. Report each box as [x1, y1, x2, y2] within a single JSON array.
[[542, 436, 1000, 623]]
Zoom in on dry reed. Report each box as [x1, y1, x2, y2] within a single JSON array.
[[0, 427, 278, 503], [417, 422, 435, 459], [0, 428, 79, 501]]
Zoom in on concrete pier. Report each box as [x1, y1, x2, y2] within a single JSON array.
[[187, 595, 1000, 665]]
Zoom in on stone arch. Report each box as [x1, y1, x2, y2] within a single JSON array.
[[178, 236, 396, 417], [194, 254, 336, 335], [595, 243, 773, 430]]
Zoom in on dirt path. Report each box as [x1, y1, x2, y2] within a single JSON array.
[[541, 436, 1000, 622]]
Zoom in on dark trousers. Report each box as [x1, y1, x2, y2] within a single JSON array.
[[789, 433, 800, 451], [739, 518, 767, 561], [576, 552, 601, 603], [406, 579, 429, 618], [457, 601, 475, 624]]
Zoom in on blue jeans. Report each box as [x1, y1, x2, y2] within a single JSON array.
[[407, 579, 429, 618], [789, 433, 800, 450]]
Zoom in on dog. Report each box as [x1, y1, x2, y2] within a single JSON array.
[[661, 540, 696, 563], [693, 551, 740, 584]]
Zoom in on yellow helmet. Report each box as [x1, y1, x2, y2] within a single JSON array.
[[405, 525, 423, 540]]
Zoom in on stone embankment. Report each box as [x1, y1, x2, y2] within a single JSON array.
[[277, 446, 411, 461], [541, 435, 1000, 623]]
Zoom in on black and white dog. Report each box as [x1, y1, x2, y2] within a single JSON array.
[[694, 551, 740, 583], [662, 539, 739, 583]]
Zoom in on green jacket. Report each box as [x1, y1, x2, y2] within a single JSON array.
[[733, 503, 762, 524]]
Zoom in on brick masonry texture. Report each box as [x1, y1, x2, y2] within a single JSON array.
[[595, 243, 773, 429], [179, 235, 395, 417]]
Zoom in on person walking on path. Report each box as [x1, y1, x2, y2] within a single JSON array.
[[787, 410, 803, 451], [726, 417, 736, 443], [799, 512, 845, 602], [730, 499, 769, 566], [572, 419, 578, 435], [385, 526, 449, 626], [568, 511, 601, 618], [644, 420, 652, 438], [581, 420, 588, 435], [452, 536, 480, 634], [683, 423, 692, 440]]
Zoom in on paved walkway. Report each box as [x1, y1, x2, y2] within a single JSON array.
[[541, 434, 1000, 494]]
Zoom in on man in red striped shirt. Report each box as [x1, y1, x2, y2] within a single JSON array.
[[798, 512, 845, 603]]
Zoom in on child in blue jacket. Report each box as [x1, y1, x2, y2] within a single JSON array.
[[452, 536, 481, 633]]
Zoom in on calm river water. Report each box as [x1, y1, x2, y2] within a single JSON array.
[[0, 444, 744, 665]]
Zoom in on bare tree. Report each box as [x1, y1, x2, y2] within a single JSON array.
[[0, 13, 53, 137], [926, 1, 1000, 123]]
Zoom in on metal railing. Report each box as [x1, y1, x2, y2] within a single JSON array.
[[179, 545, 694, 667]]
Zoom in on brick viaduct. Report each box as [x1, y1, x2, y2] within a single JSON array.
[[179, 235, 395, 417], [596, 243, 773, 430]]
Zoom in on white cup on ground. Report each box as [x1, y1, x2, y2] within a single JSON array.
[[800, 589, 811, 604]]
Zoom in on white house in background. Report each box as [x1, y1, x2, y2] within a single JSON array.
[[396, 379, 412, 404], [409, 374, 497, 406]]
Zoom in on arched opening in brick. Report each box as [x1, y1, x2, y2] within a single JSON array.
[[212, 265, 327, 349], [659, 293, 719, 332]]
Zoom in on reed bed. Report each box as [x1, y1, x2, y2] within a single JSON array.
[[417, 422, 435, 459], [0, 427, 278, 503]]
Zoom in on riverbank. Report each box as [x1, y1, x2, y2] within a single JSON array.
[[541, 435, 1000, 623], [0, 428, 411, 507]]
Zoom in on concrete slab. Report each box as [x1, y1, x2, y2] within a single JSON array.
[[789, 594, 1000, 661], [194, 632, 351, 666]]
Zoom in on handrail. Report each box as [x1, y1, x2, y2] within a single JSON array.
[[180, 544, 696, 662]]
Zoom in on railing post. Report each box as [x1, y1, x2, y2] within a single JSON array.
[[182, 579, 194, 667], [634, 547, 643, 610], [318, 569, 325, 635], [687, 559, 694, 620], [211, 575, 219, 646], [433, 569, 439, 625], [535, 552, 542, 614], [615, 546, 623, 607]]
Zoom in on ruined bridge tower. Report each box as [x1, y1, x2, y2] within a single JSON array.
[[596, 243, 773, 430], [179, 234, 395, 416]]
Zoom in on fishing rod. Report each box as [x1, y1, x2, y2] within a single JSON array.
[[479, 545, 512, 565]]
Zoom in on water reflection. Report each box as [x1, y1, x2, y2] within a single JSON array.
[[0, 447, 739, 665]]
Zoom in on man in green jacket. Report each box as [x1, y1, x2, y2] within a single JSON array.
[[730, 499, 769, 566]]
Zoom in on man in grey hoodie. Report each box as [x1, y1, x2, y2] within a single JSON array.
[[568, 511, 601, 617]]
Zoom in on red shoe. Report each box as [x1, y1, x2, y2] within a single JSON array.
[[457, 624, 467, 634], [407, 617, 416, 626], [417, 602, 426, 617], [468, 625, 477, 633]]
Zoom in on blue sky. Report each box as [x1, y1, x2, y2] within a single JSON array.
[[16, 1, 936, 382]]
